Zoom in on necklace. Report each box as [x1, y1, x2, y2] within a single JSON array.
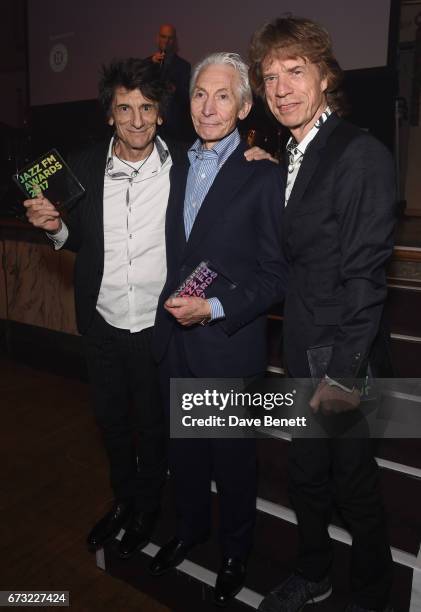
[[113, 141, 154, 178]]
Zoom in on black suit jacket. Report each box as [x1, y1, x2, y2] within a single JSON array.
[[159, 53, 191, 96], [282, 113, 396, 381], [153, 140, 288, 377], [146, 53, 193, 142], [62, 137, 185, 334]]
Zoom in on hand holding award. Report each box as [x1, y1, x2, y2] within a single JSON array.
[[23, 194, 62, 233], [13, 149, 85, 224], [164, 261, 220, 327]]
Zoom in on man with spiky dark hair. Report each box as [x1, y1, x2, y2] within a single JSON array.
[[24, 57, 183, 559]]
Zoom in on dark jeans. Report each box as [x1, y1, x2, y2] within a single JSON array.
[[289, 437, 393, 609], [84, 312, 166, 512]]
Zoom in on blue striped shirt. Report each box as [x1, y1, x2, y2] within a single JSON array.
[[184, 129, 241, 320]]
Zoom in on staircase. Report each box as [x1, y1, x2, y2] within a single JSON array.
[[97, 246, 421, 612]]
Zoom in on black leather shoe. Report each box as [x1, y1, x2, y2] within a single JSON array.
[[149, 537, 192, 576], [213, 557, 246, 607], [86, 500, 134, 552], [117, 510, 158, 559]]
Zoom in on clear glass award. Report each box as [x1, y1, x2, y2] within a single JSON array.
[[171, 261, 219, 298], [13, 149, 85, 208]]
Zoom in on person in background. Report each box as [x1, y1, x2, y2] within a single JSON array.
[[148, 23, 193, 142]]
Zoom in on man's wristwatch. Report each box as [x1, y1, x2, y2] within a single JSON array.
[[199, 317, 210, 326]]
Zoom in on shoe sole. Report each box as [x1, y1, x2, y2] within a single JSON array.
[[259, 585, 332, 611], [299, 586, 332, 609], [311, 586, 332, 603]]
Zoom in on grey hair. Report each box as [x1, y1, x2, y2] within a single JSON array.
[[189, 52, 253, 106]]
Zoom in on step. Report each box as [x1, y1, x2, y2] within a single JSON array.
[[376, 439, 421, 472], [385, 285, 421, 337], [391, 337, 421, 377], [98, 487, 414, 612], [267, 284, 421, 378], [255, 438, 421, 557]]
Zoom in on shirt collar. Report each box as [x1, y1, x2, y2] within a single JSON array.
[[188, 128, 241, 167], [106, 134, 170, 172], [286, 106, 333, 159], [155, 135, 170, 164]]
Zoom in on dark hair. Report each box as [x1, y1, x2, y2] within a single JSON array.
[[98, 57, 170, 118], [249, 17, 348, 115]]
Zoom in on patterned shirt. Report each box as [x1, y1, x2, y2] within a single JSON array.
[[285, 106, 332, 205]]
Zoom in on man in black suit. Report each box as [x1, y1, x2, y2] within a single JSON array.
[[24, 59, 180, 559], [249, 17, 395, 612], [150, 52, 287, 606], [148, 23, 193, 141]]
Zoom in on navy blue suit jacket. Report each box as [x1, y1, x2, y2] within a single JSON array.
[[153, 140, 288, 377]]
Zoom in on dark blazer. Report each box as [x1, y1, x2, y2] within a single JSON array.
[[153, 140, 288, 377], [282, 113, 396, 381], [147, 53, 193, 142], [62, 137, 185, 334], [159, 53, 191, 97]]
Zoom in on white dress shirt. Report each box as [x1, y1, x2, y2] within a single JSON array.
[[49, 136, 171, 332]]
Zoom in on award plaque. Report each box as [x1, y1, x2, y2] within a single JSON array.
[[171, 260, 236, 299], [171, 261, 219, 299], [13, 149, 85, 207], [307, 344, 377, 402]]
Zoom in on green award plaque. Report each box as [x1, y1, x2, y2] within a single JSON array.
[[13, 149, 85, 207]]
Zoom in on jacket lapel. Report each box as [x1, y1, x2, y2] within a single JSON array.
[[90, 140, 109, 253], [284, 113, 341, 221], [182, 142, 252, 261], [166, 158, 189, 267]]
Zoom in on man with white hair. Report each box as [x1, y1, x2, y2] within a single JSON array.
[[151, 52, 287, 606]]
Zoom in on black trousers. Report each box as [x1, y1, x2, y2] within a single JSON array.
[[84, 312, 166, 512], [159, 328, 257, 560], [288, 437, 393, 609]]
